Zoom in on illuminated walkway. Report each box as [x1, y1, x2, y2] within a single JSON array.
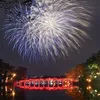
[[14, 77, 78, 91]]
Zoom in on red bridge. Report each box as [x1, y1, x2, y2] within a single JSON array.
[[14, 77, 78, 91]]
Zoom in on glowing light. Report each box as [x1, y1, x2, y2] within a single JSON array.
[[10, 78, 13, 80], [86, 78, 92, 83], [5, 77, 8, 83], [3, 0, 91, 61], [5, 86, 7, 92], [98, 93, 100, 96], [12, 90, 15, 97], [94, 90, 97, 93], [79, 90, 81, 93], [94, 76, 97, 78], [12, 73, 16, 77], [87, 85, 92, 90], [96, 72, 100, 75], [2, 73, 4, 76]]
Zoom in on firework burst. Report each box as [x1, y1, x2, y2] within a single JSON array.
[[3, 0, 91, 62]]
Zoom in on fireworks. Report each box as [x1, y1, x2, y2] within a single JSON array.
[[3, 0, 91, 62]]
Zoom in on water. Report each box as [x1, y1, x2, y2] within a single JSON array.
[[1, 90, 73, 100], [1, 84, 100, 100], [24, 91, 72, 100], [0, 85, 76, 100]]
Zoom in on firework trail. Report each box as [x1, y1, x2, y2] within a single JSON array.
[[3, 0, 91, 62]]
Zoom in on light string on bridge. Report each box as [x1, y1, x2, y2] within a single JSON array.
[[14, 77, 78, 91]]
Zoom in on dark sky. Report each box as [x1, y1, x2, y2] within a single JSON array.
[[0, 0, 100, 76]]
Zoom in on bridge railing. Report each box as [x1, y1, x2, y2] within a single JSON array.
[[14, 78, 78, 90]]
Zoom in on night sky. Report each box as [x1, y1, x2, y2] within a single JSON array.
[[0, 0, 100, 76]]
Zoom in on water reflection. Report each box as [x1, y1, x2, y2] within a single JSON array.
[[0, 85, 73, 100], [0, 85, 25, 100], [0, 85, 85, 100], [66, 87, 84, 100], [0, 84, 100, 100]]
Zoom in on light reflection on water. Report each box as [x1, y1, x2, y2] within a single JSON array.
[[0, 90, 72, 100], [0, 85, 81, 100], [0, 85, 100, 100]]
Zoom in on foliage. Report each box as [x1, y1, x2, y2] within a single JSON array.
[[85, 51, 100, 68], [66, 64, 85, 81], [79, 51, 100, 100]]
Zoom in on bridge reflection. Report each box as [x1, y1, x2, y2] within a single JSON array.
[[0, 85, 83, 100]]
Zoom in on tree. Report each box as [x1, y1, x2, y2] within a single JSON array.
[[66, 64, 85, 81]]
